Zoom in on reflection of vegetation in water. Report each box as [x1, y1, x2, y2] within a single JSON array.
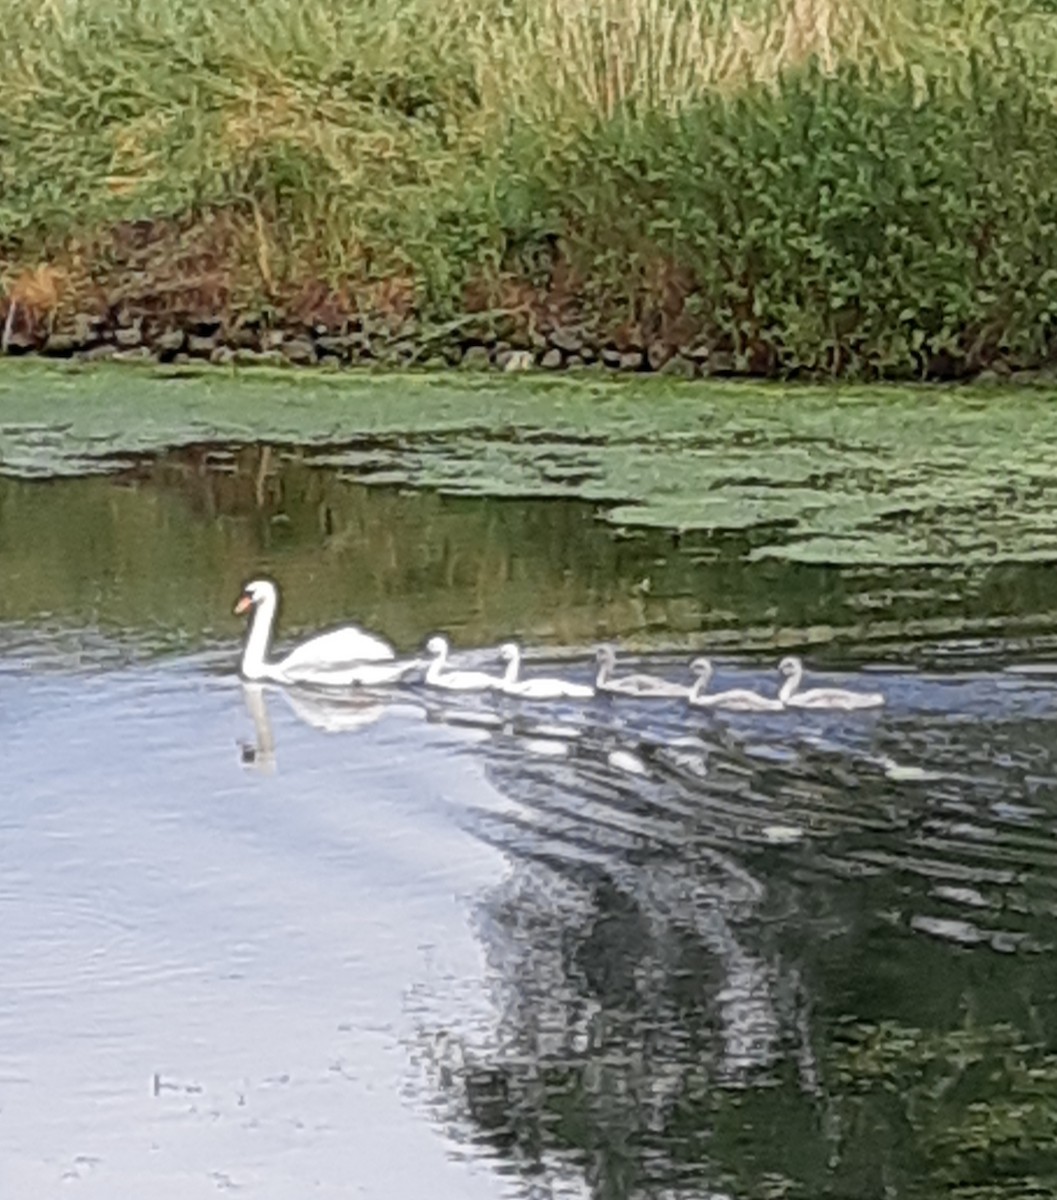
[[6, 440, 1057, 652], [423, 926, 1057, 1199], [831, 1022, 1057, 1197], [0, 446, 768, 650], [408, 704, 1057, 1200], [0, 455, 660, 650], [6, 363, 1057, 572], [4, 363, 1057, 649]]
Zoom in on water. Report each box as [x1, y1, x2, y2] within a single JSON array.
[[2, 659, 510, 1198], [6, 420, 1057, 1198]]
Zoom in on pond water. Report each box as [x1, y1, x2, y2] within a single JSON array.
[[5, 367, 1057, 1199]]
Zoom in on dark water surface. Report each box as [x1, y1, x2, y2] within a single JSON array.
[[5, 421, 1057, 1198]]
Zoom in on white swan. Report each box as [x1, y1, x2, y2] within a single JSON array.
[[777, 655, 885, 710], [594, 645, 689, 698], [688, 658, 784, 712], [498, 642, 594, 699], [424, 635, 503, 692], [280, 659, 421, 687], [234, 578, 403, 684]]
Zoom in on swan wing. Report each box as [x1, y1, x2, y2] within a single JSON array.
[[840, 691, 885, 709], [605, 673, 686, 697], [556, 681, 594, 698], [281, 659, 418, 687], [500, 679, 537, 697], [722, 691, 784, 711], [278, 625, 395, 671], [503, 679, 553, 698], [502, 674, 592, 699], [524, 679, 593, 698], [435, 670, 502, 691], [698, 688, 782, 711], [636, 678, 689, 698], [791, 688, 884, 709]]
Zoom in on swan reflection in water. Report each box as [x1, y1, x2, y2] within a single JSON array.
[[238, 681, 412, 770], [236, 675, 655, 779], [238, 680, 560, 770]]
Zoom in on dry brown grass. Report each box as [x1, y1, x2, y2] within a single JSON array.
[[468, 0, 980, 125], [1, 264, 67, 347]]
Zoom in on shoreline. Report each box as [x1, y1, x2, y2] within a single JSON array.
[[1, 308, 1052, 385]]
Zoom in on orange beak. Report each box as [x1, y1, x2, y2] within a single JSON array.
[[234, 593, 253, 616]]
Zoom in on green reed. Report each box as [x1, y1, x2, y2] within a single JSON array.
[[1, 0, 1056, 375]]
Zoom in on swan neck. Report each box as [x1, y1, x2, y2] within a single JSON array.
[[778, 664, 801, 704], [502, 650, 520, 685], [425, 642, 447, 684], [595, 658, 610, 688], [690, 664, 711, 702], [241, 591, 277, 680]]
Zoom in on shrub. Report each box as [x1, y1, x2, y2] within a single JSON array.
[[2, 0, 1057, 375], [487, 52, 1057, 375]]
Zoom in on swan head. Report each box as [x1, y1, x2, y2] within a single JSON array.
[[595, 645, 616, 667], [778, 655, 802, 677], [498, 642, 520, 662], [689, 656, 713, 676], [234, 578, 277, 616], [425, 635, 448, 656]]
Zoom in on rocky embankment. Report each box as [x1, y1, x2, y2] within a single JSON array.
[[0, 309, 735, 377], [3, 304, 1053, 384]]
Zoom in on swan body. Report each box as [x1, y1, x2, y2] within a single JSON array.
[[594, 645, 689, 698], [235, 578, 396, 683], [281, 660, 420, 687], [777, 656, 885, 710], [424, 635, 503, 692], [498, 643, 594, 700], [688, 658, 785, 712]]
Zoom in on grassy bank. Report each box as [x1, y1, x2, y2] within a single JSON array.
[[3, 0, 1057, 377]]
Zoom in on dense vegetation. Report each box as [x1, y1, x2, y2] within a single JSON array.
[[3, 0, 1057, 377]]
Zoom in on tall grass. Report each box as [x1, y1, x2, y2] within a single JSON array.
[[474, 0, 990, 124], [2, 0, 1057, 374]]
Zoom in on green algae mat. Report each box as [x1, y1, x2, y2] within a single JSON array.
[[2, 360, 1056, 570]]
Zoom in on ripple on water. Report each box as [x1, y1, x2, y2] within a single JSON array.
[[7, 635, 1057, 1195], [440, 656, 1057, 963]]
